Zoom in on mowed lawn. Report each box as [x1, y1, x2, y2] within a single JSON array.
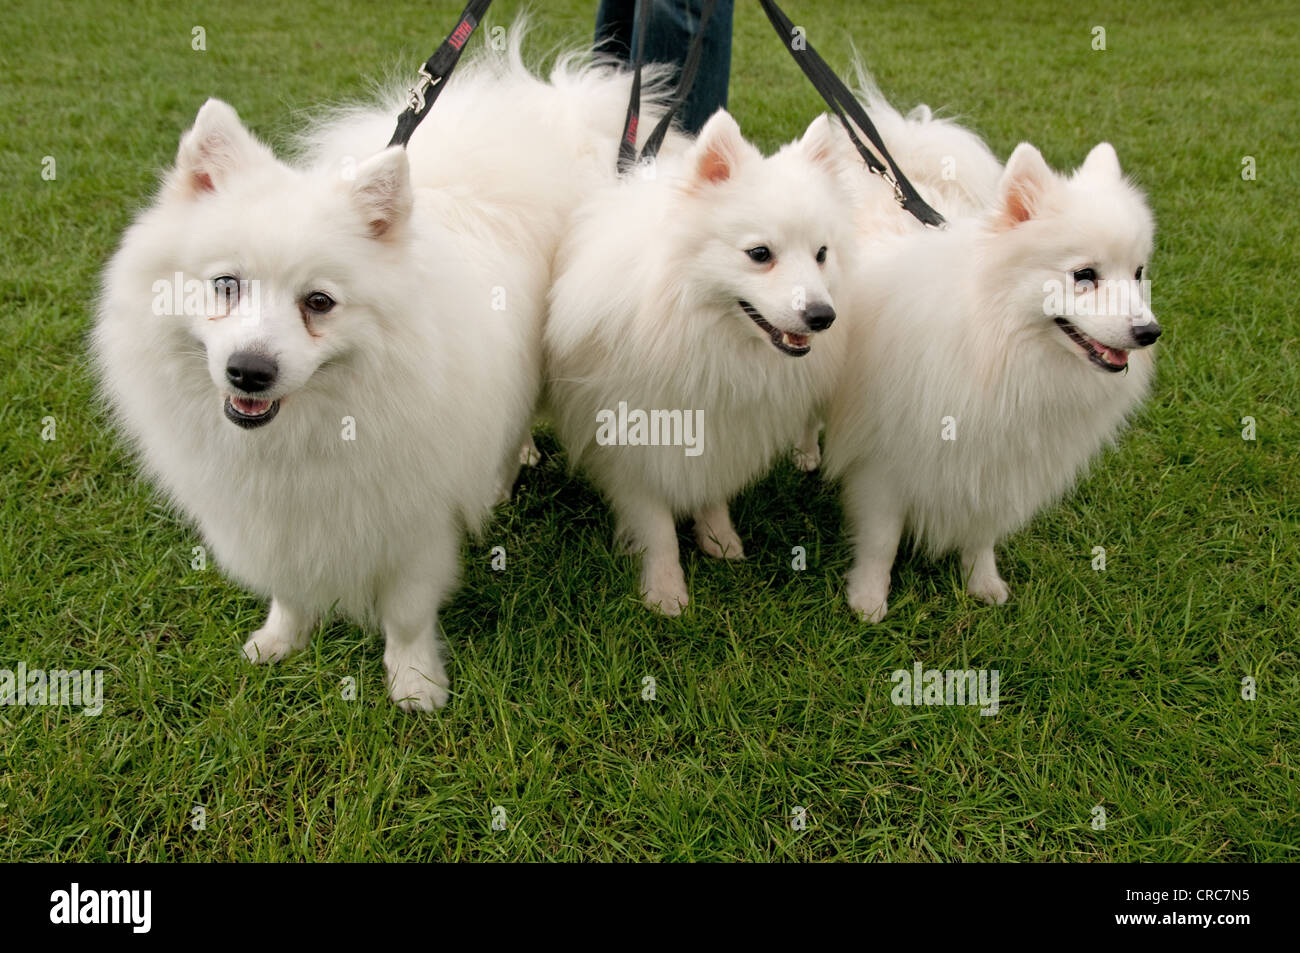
[[1, 0, 1296, 861]]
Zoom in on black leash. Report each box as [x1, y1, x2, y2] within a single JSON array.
[[617, 0, 719, 174], [388, 0, 494, 148], [756, 0, 946, 228]]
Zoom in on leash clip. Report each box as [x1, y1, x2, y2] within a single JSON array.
[[407, 66, 440, 113], [878, 167, 906, 209], [879, 166, 946, 230]]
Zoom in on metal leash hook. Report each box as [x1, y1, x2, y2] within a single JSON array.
[[877, 166, 906, 210], [387, 0, 494, 148], [758, 0, 948, 230], [407, 67, 440, 114]]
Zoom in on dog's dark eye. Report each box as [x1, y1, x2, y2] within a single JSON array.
[[816, 246, 828, 264], [1072, 268, 1097, 288], [213, 275, 240, 310], [1135, 265, 1144, 280], [746, 246, 772, 263], [304, 292, 335, 314]]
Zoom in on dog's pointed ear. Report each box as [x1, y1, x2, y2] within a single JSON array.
[[1079, 142, 1122, 180], [995, 142, 1054, 228], [349, 147, 412, 239], [688, 110, 758, 187], [172, 99, 274, 198], [798, 113, 852, 177]]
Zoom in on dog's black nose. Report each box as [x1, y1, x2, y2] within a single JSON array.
[[226, 352, 278, 392], [1132, 321, 1162, 347], [804, 302, 836, 332]]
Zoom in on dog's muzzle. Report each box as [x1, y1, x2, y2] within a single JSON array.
[[739, 300, 815, 356]]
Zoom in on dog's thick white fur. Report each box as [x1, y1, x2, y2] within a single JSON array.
[[824, 93, 1159, 622], [299, 28, 677, 267], [843, 71, 1004, 228], [93, 32, 664, 709], [545, 110, 856, 615]]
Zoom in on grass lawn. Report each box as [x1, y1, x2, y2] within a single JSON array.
[[1, 0, 1296, 861]]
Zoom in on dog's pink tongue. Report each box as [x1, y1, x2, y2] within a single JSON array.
[[232, 396, 270, 414], [1103, 346, 1129, 367]]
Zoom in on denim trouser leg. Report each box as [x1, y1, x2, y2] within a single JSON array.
[[594, 0, 734, 135]]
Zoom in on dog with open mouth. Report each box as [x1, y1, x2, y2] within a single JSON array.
[[823, 127, 1160, 622], [544, 110, 855, 615], [91, 98, 548, 711], [91, 24, 673, 708]]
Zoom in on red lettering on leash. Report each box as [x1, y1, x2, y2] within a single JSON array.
[[449, 18, 475, 50]]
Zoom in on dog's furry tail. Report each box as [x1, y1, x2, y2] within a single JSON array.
[[848, 61, 1003, 218], [293, 15, 680, 174]]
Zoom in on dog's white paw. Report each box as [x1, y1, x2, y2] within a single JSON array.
[[793, 443, 821, 472], [242, 624, 310, 664], [847, 575, 890, 623], [519, 438, 541, 467], [384, 644, 449, 711], [967, 573, 1010, 606], [642, 565, 689, 616], [695, 525, 745, 561]]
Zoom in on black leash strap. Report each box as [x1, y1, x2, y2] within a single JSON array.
[[388, 0, 494, 148], [756, 0, 946, 228], [617, 0, 719, 174]]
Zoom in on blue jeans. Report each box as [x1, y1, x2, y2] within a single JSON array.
[[595, 0, 735, 135]]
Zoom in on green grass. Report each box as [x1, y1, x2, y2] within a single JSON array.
[[1, 0, 1297, 861]]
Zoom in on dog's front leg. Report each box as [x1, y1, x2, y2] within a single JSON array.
[[693, 502, 744, 560], [612, 489, 688, 616], [793, 417, 822, 472], [843, 467, 904, 623], [961, 544, 1009, 605], [518, 432, 541, 466], [242, 598, 316, 663], [377, 533, 459, 711], [495, 432, 543, 505]]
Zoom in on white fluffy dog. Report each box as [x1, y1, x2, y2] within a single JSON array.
[[824, 92, 1160, 621], [545, 111, 856, 615], [93, 36, 662, 708]]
